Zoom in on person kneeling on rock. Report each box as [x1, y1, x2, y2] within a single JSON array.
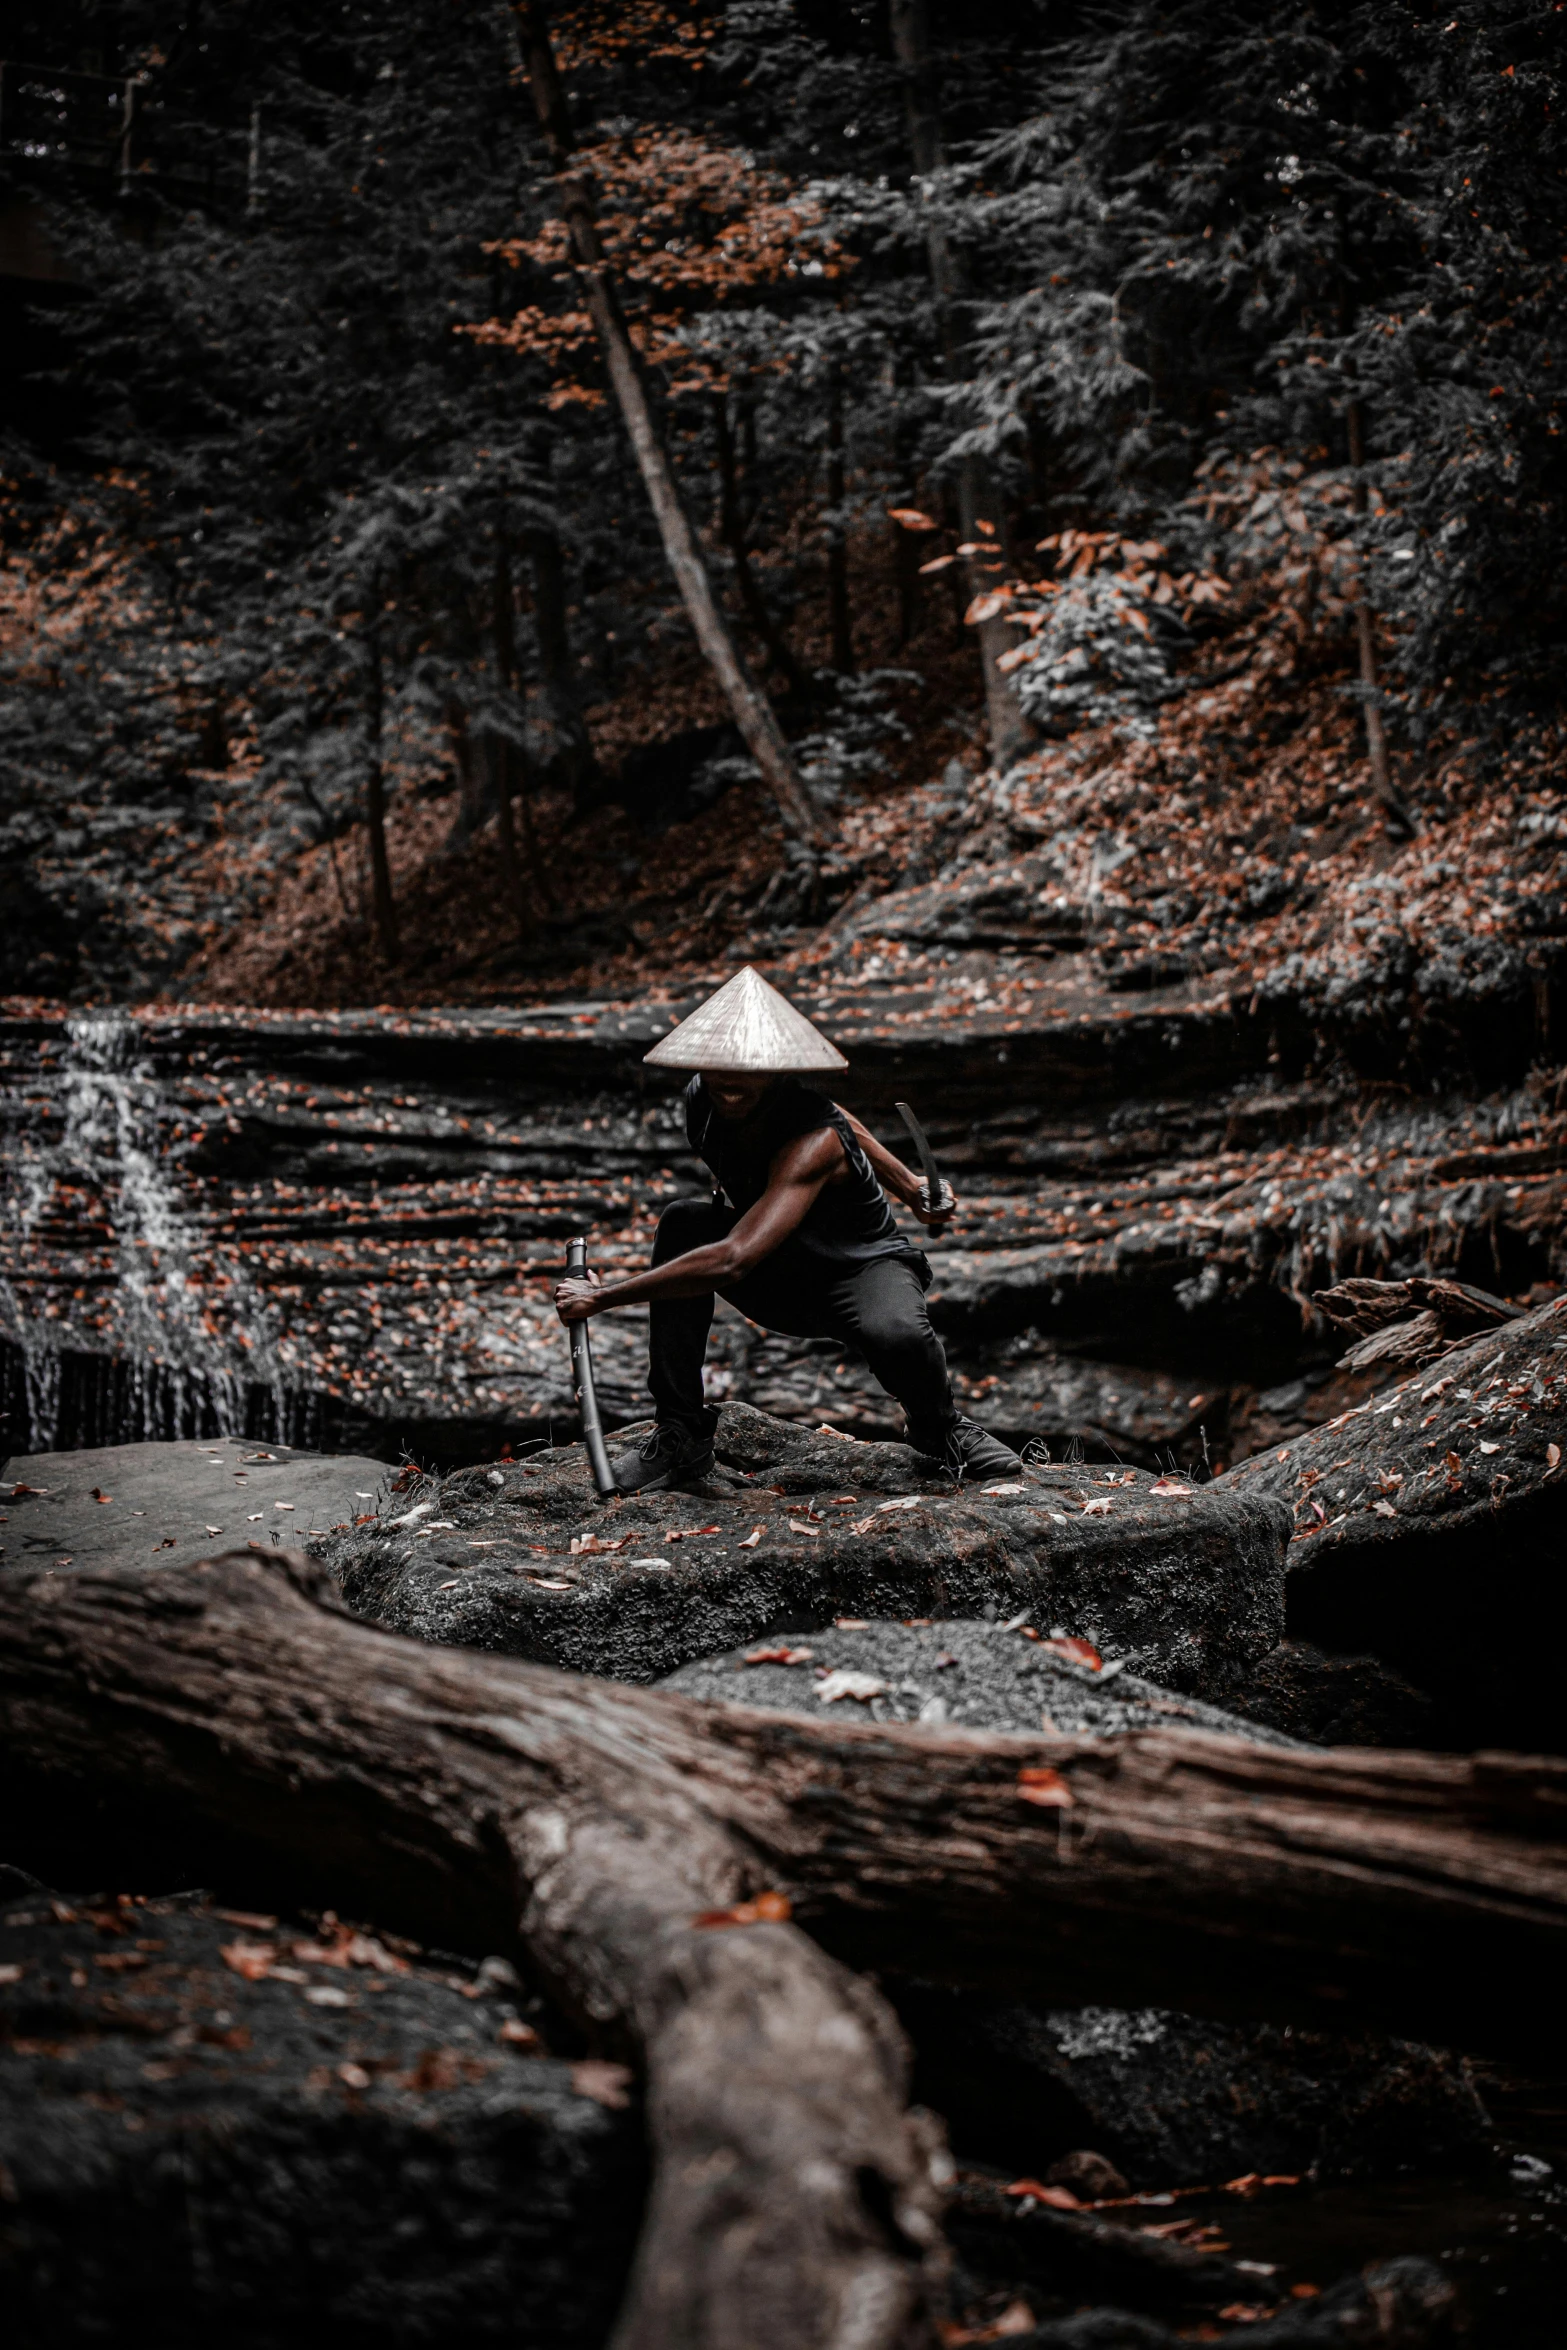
[[553, 966, 1024, 1496]]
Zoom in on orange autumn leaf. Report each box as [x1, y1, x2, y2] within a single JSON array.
[[1004, 2177, 1082, 2208], [1016, 1767, 1075, 1809], [692, 1890, 792, 1930], [1042, 1636, 1103, 1670]]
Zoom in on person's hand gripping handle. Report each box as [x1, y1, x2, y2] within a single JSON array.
[[560, 1235, 616, 1498]]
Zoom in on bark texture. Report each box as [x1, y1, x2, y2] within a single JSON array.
[[1226, 1292, 1567, 1744], [4, 1552, 1561, 2336]]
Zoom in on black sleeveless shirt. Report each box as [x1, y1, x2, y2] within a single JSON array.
[[683, 1076, 923, 1277]]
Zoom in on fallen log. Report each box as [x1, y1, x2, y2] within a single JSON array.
[[2, 1552, 1565, 2347], [1226, 1292, 1567, 1746]]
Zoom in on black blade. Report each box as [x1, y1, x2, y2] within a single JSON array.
[[894, 1101, 950, 1215]]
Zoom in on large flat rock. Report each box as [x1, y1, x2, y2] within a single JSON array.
[[0, 1884, 642, 2345], [2, 1438, 393, 1578], [326, 1406, 1289, 1700]]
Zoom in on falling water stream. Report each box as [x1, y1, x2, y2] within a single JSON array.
[[1, 1014, 317, 1454]]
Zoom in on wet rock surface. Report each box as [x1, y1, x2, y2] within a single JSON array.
[[656, 1615, 1303, 1745], [326, 1405, 1289, 1700], [3, 1006, 1562, 1476], [1222, 1642, 1438, 1750], [1226, 1294, 1567, 1745], [0, 1884, 642, 2347], [897, 1994, 1493, 2193], [1, 1437, 391, 1578]]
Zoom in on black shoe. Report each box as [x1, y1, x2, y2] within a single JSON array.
[[611, 1422, 716, 1495], [912, 1414, 1024, 1483]]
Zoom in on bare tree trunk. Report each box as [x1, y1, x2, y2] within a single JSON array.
[[826, 365, 853, 672], [447, 700, 484, 842], [889, 0, 1032, 772], [522, 520, 591, 840], [490, 534, 535, 945], [1345, 400, 1415, 832], [712, 391, 809, 696], [511, 5, 818, 844], [7, 1560, 1567, 2341], [362, 587, 399, 964]]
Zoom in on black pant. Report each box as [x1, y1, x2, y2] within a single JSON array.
[[647, 1197, 955, 1440]]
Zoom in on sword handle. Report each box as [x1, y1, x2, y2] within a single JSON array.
[[565, 1236, 616, 1498]]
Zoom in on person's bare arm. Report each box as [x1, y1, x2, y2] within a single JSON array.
[[555, 1127, 844, 1322], [836, 1105, 956, 1231]]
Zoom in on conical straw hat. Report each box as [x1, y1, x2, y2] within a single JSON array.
[[644, 966, 848, 1072]]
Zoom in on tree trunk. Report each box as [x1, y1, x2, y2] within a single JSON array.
[[490, 534, 534, 944], [889, 0, 1032, 773], [4, 1555, 1566, 2350], [362, 589, 400, 964], [826, 365, 853, 672], [712, 391, 809, 696], [512, 5, 818, 844], [0, 1552, 940, 2350], [1345, 399, 1415, 833], [447, 700, 484, 843], [522, 519, 591, 839]]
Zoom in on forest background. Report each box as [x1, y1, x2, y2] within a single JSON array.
[[0, 0, 1563, 1042]]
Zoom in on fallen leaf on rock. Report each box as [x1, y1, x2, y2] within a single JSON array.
[[337, 2062, 371, 2091], [1372, 1500, 1397, 1518], [215, 1909, 277, 1931], [526, 1576, 574, 1590], [0, 1964, 24, 1984], [1479, 1441, 1500, 1455], [1081, 1497, 1113, 1515], [498, 2018, 539, 2048], [939, 2299, 1037, 2344], [1149, 1477, 1193, 1497], [90, 1488, 112, 1504], [664, 1524, 721, 1542], [1016, 1767, 1074, 1808], [876, 1496, 924, 1513], [692, 1890, 792, 1930], [835, 1616, 870, 1629], [220, 1940, 278, 1981], [849, 1516, 878, 1534], [738, 1525, 764, 1547], [571, 2059, 634, 2108], [787, 1519, 822, 1537], [1550, 1443, 1562, 1469], [815, 1669, 886, 1704], [1043, 1636, 1102, 1670], [305, 1985, 352, 2008], [1004, 2177, 1081, 2209], [743, 1644, 814, 1666], [1218, 2304, 1271, 2324], [983, 1481, 1026, 1495], [204, 1525, 223, 1535]]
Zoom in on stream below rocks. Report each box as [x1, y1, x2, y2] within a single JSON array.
[[2, 984, 1562, 1477]]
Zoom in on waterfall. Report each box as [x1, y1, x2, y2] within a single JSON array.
[[1, 1014, 316, 1456]]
